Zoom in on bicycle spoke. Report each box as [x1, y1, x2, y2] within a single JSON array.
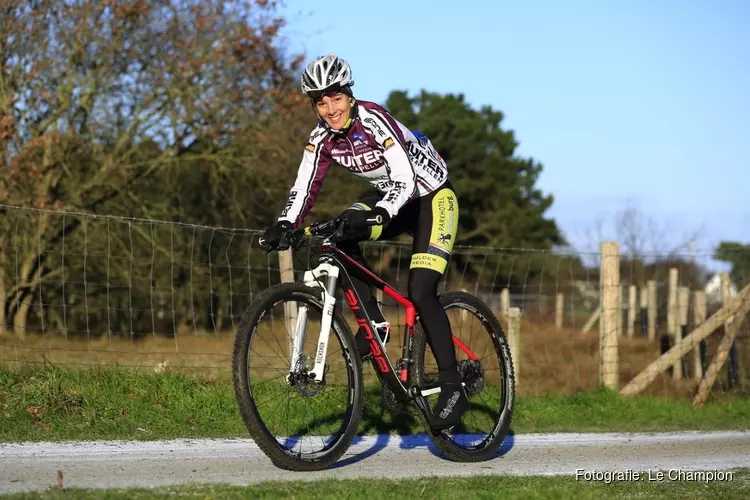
[[413, 291, 515, 460], [233, 283, 364, 471]]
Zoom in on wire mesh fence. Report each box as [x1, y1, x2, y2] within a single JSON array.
[[1, 203, 748, 401]]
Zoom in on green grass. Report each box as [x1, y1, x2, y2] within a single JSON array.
[[1, 362, 749, 443], [3, 470, 750, 499]]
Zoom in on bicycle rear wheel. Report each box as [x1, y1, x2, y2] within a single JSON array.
[[412, 290, 515, 462], [232, 282, 364, 471]]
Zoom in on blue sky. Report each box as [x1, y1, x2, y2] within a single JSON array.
[[277, 0, 749, 268]]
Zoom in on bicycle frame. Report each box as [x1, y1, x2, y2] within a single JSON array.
[[289, 237, 479, 399]]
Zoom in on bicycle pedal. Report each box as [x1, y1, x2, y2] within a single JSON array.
[[409, 386, 433, 420]]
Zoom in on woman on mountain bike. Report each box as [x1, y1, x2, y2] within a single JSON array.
[[260, 53, 467, 430]]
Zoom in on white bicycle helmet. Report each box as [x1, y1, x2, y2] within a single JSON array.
[[301, 53, 354, 100]]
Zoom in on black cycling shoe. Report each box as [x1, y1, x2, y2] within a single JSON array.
[[429, 382, 468, 431], [354, 322, 390, 361]]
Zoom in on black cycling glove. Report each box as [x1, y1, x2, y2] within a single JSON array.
[[259, 220, 293, 250]]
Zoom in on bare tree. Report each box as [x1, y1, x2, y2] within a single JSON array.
[[614, 201, 704, 261], [0, 0, 307, 337], [571, 200, 709, 294]]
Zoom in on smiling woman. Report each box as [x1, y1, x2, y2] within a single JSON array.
[[314, 93, 355, 131], [259, 53, 471, 430]]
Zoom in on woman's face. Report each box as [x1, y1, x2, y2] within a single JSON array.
[[315, 93, 352, 129]]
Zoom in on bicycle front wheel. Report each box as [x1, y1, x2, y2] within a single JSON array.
[[232, 282, 364, 471], [413, 290, 515, 462]]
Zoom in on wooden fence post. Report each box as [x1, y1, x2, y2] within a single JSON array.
[[668, 268, 681, 379], [692, 290, 707, 380], [620, 282, 750, 397], [639, 285, 648, 337], [508, 307, 521, 385], [628, 285, 636, 337], [678, 286, 690, 377], [616, 284, 623, 337], [647, 280, 657, 341], [720, 274, 742, 388], [693, 275, 748, 407], [555, 293, 564, 329], [600, 242, 620, 390], [460, 287, 469, 323]]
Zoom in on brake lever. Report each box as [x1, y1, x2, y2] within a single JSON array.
[[330, 218, 347, 243], [276, 231, 294, 252], [291, 232, 306, 251], [259, 240, 275, 255]]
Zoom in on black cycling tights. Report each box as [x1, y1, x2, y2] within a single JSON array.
[[338, 242, 460, 384], [336, 181, 461, 385], [407, 268, 460, 384]]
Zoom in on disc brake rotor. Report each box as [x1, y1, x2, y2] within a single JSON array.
[[291, 354, 326, 397]]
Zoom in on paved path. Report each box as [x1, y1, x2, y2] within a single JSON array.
[[2, 431, 749, 493]]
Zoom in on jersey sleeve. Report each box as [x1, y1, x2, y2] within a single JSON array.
[[359, 104, 417, 218], [278, 130, 332, 228]]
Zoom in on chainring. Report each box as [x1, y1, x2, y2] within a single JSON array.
[[381, 382, 410, 415]]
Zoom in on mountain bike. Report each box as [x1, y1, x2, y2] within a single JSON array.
[[232, 215, 515, 471]]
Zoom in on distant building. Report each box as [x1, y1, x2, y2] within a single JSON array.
[[703, 273, 737, 306]]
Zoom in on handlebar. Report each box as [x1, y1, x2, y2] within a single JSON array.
[[265, 214, 383, 252]]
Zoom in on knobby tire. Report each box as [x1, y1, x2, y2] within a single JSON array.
[[413, 290, 516, 462], [232, 282, 364, 471]]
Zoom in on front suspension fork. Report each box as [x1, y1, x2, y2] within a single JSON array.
[[287, 261, 341, 383]]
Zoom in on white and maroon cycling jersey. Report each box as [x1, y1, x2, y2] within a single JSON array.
[[278, 100, 449, 227]]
